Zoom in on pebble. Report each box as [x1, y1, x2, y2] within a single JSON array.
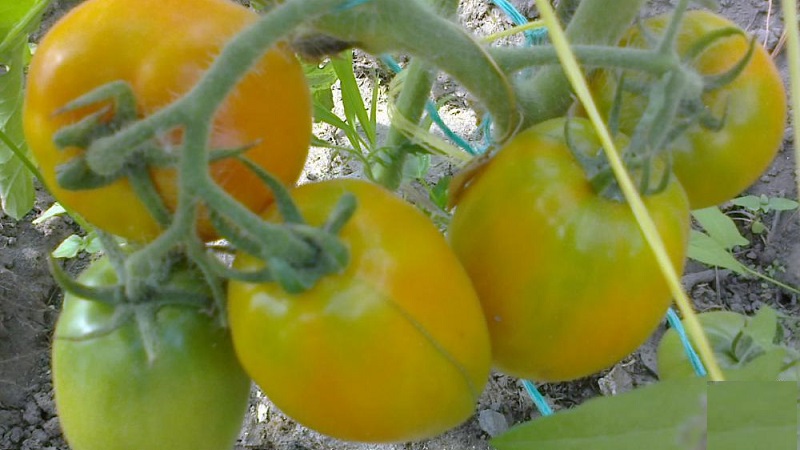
[[478, 409, 509, 437], [34, 392, 56, 417], [22, 402, 41, 425]]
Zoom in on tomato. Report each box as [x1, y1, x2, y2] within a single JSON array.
[[52, 257, 251, 450], [591, 10, 786, 209], [227, 179, 491, 443], [24, 0, 311, 242], [449, 118, 690, 382]]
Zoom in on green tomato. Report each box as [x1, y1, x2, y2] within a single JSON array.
[[52, 257, 250, 450]]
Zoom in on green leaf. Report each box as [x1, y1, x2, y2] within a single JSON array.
[[767, 197, 799, 211], [707, 381, 798, 450], [32, 202, 67, 225], [491, 379, 707, 450], [332, 51, 376, 147], [725, 348, 787, 381], [0, 39, 34, 219], [429, 176, 451, 210], [745, 306, 780, 349], [688, 230, 747, 275], [305, 61, 337, 114], [730, 195, 764, 212], [52, 235, 84, 259], [0, 0, 38, 35], [692, 207, 748, 249]]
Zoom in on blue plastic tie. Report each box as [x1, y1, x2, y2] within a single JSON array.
[[335, 0, 373, 12], [666, 307, 708, 377], [522, 380, 554, 416], [490, 0, 548, 46]]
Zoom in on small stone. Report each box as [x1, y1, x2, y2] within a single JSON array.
[[8, 427, 24, 444], [22, 402, 41, 425], [478, 409, 508, 437], [28, 428, 49, 444], [43, 417, 61, 438], [598, 365, 634, 396], [34, 393, 56, 417]]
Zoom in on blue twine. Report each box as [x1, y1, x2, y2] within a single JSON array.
[[380, 55, 477, 154], [666, 307, 708, 377], [335, 0, 373, 12], [522, 380, 554, 416], [490, 0, 549, 46]]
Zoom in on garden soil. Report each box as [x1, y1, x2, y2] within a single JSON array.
[[1, 1, 797, 449]]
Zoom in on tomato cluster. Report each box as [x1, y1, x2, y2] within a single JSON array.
[[24, 0, 787, 448]]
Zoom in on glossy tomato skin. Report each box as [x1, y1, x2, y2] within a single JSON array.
[[449, 118, 690, 382], [24, 0, 311, 241], [593, 10, 786, 209], [228, 179, 491, 443], [52, 258, 251, 450]]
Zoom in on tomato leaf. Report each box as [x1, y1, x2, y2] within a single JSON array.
[[491, 379, 707, 450], [707, 381, 798, 450], [744, 306, 780, 349], [688, 230, 748, 275], [692, 207, 749, 249]]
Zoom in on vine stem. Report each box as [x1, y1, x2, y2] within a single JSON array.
[[781, 0, 800, 222], [533, 0, 725, 381]]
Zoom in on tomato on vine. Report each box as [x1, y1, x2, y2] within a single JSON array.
[[23, 0, 311, 241], [449, 118, 690, 382], [52, 257, 251, 450], [591, 10, 786, 209], [228, 179, 491, 443]]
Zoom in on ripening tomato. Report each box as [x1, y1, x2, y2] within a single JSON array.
[[52, 257, 251, 450], [449, 118, 690, 382], [591, 10, 786, 209], [228, 179, 491, 443], [24, 0, 311, 241]]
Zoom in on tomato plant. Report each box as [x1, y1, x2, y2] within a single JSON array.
[[227, 178, 491, 443], [591, 10, 786, 209], [658, 308, 799, 382], [23, 0, 311, 242], [449, 118, 690, 382], [52, 257, 251, 450]]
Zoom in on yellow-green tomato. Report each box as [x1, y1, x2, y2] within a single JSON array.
[[449, 118, 690, 382], [592, 10, 787, 209], [227, 179, 491, 443], [52, 257, 250, 450]]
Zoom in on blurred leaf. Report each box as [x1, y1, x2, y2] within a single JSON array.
[[32, 202, 67, 224], [305, 62, 337, 114], [692, 207, 748, 249], [767, 197, 799, 211], [491, 379, 707, 450], [0, 40, 34, 219], [707, 381, 798, 450], [730, 195, 764, 212], [52, 235, 84, 259], [402, 153, 430, 179], [745, 306, 780, 349], [688, 230, 747, 275], [430, 176, 450, 210]]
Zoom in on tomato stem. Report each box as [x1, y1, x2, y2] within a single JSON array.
[[515, 0, 648, 129]]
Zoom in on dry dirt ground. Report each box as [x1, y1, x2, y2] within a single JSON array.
[[1, 1, 798, 449]]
